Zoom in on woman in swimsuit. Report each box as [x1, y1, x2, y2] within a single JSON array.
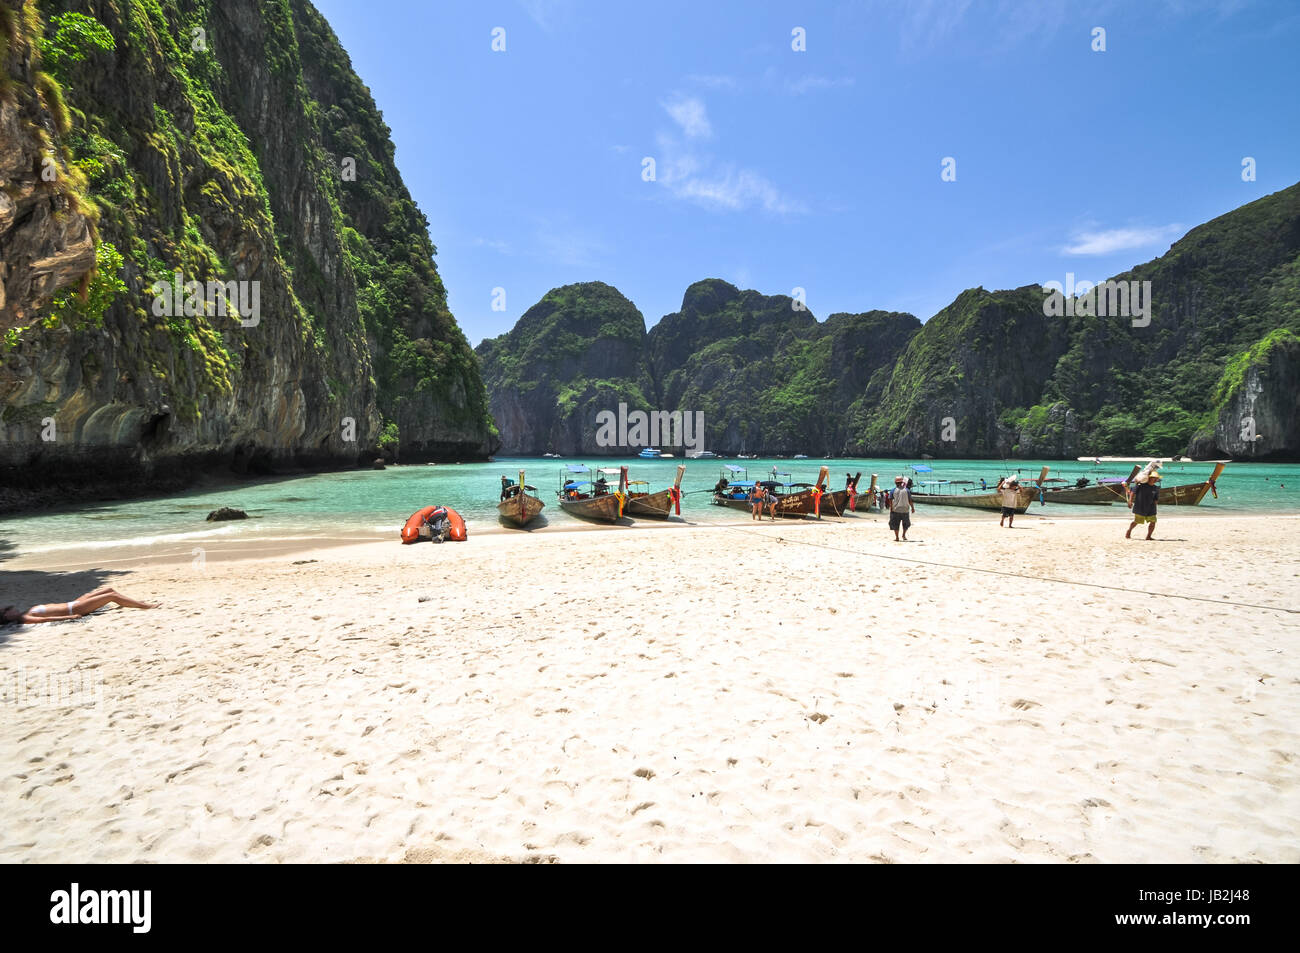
[[2, 587, 160, 626]]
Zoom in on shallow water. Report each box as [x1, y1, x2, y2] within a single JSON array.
[[1, 455, 1295, 557]]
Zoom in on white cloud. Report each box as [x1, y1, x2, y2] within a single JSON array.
[[662, 95, 712, 138], [670, 166, 804, 214], [649, 94, 804, 216], [785, 74, 855, 95], [654, 133, 804, 215], [1062, 224, 1185, 256], [471, 237, 512, 254]]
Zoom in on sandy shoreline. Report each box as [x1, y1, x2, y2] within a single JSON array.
[[2, 512, 1297, 862]]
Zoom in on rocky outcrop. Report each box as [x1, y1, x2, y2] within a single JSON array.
[[476, 282, 653, 454], [649, 281, 919, 455], [852, 285, 1072, 457], [0, 0, 96, 321], [0, 0, 494, 508], [206, 506, 246, 521], [477, 278, 921, 456], [1190, 330, 1300, 459]]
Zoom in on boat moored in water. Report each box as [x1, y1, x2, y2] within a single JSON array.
[[1071, 457, 1228, 506], [498, 469, 545, 527], [557, 464, 626, 522], [624, 464, 687, 519], [909, 465, 1049, 512]]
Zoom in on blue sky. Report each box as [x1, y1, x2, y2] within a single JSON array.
[[312, 0, 1300, 345]]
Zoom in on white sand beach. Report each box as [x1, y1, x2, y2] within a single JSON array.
[[2, 512, 1297, 863]]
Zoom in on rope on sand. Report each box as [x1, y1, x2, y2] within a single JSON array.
[[719, 524, 1299, 616]]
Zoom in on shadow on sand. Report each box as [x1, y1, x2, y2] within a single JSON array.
[[0, 535, 126, 648]]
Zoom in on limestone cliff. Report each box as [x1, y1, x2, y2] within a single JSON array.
[[1191, 329, 1300, 459], [476, 281, 653, 455], [1, 0, 494, 507]]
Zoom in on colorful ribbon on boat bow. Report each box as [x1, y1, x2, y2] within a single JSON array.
[[670, 485, 681, 514]]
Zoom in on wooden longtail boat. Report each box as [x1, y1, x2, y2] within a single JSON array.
[[852, 473, 881, 512], [1072, 458, 1228, 506], [498, 469, 545, 527], [819, 488, 849, 515], [557, 464, 626, 522], [770, 466, 832, 518], [624, 464, 687, 519], [710, 465, 830, 519], [1155, 462, 1227, 505], [711, 465, 758, 512], [910, 466, 1049, 513], [1034, 466, 1138, 505]]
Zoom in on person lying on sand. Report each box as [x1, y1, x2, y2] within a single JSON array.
[[1, 587, 160, 626]]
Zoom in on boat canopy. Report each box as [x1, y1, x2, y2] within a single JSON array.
[[565, 464, 588, 472], [726, 480, 756, 488], [597, 468, 622, 475], [563, 480, 591, 489], [911, 464, 934, 473], [725, 465, 746, 473]]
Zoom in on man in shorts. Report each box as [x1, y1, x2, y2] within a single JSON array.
[[1127, 463, 1161, 539], [889, 475, 913, 541], [997, 475, 1020, 527]]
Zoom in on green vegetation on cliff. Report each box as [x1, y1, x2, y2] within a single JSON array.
[[476, 282, 653, 455], [478, 184, 1300, 459], [291, 0, 493, 454], [2, 0, 494, 478]]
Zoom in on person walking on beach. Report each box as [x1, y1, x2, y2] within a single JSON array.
[[997, 475, 1020, 527], [1126, 463, 1161, 539], [2, 587, 160, 626], [750, 482, 764, 520], [889, 475, 913, 541]]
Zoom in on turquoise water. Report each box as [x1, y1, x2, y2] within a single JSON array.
[[2, 456, 1296, 558]]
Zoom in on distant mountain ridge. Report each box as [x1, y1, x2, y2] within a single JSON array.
[[476, 182, 1300, 460]]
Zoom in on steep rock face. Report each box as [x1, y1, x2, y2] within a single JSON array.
[[477, 277, 921, 457], [647, 279, 818, 445], [475, 282, 652, 454], [290, 1, 493, 460], [1191, 330, 1300, 459], [647, 280, 921, 454], [1027, 182, 1300, 456], [857, 286, 1070, 456], [0, 0, 492, 505], [860, 183, 1300, 457], [0, 0, 96, 321]]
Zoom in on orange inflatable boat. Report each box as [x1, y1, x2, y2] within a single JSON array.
[[400, 505, 468, 543]]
